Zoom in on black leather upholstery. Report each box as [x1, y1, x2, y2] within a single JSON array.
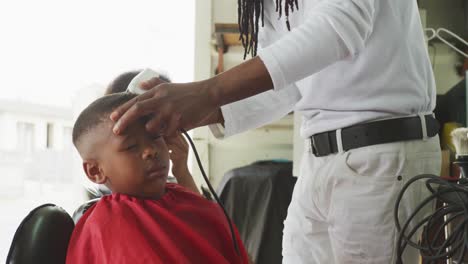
[[6, 204, 75, 264], [218, 161, 296, 264], [72, 198, 100, 224]]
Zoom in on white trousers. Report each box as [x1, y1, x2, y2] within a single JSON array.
[[283, 136, 441, 264]]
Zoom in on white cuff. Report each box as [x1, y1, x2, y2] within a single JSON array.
[[208, 104, 238, 139], [208, 123, 225, 139]]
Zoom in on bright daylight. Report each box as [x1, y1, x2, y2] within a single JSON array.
[[0, 0, 194, 261]]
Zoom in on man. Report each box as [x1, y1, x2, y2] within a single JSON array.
[[110, 0, 441, 262]]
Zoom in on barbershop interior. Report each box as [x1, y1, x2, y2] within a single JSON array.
[[2, 0, 468, 263]]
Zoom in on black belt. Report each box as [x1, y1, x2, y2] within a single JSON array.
[[310, 115, 439, 157]]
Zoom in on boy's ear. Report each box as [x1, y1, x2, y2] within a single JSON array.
[[83, 160, 107, 184]]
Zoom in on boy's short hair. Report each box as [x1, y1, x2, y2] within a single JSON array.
[[72, 92, 137, 146], [105, 70, 171, 95]]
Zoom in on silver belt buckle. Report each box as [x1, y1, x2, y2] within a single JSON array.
[[310, 136, 318, 155]]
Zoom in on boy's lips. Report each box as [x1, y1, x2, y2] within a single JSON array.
[[147, 165, 168, 179]]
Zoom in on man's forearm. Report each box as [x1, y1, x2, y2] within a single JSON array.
[[204, 57, 274, 107]]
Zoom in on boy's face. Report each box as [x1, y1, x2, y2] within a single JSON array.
[[82, 119, 170, 199]]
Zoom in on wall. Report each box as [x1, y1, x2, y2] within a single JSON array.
[[0, 114, 17, 151], [194, 0, 212, 81], [429, 44, 465, 94], [420, 0, 466, 94], [193, 0, 296, 189], [213, 0, 237, 24], [208, 115, 294, 187], [419, 0, 467, 39]]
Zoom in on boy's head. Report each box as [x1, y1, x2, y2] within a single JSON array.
[[73, 92, 170, 199]]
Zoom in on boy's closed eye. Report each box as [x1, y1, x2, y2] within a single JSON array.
[[118, 138, 138, 152], [120, 136, 161, 152], [123, 144, 138, 151]]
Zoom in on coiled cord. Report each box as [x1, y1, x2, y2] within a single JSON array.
[[395, 174, 468, 263]]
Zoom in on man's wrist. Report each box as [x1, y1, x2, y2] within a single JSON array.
[[202, 77, 223, 108], [216, 108, 225, 126]]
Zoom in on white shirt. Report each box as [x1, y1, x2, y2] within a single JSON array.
[[213, 0, 435, 138]]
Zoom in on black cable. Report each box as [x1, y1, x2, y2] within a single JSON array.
[[395, 174, 468, 263], [180, 129, 240, 256]]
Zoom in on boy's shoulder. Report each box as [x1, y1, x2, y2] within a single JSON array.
[[165, 183, 202, 198], [75, 184, 222, 231], [80, 184, 215, 217], [165, 183, 219, 209]]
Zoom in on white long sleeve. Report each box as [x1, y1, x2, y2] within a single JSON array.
[[211, 84, 301, 138], [209, 16, 302, 138], [258, 0, 376, 90]]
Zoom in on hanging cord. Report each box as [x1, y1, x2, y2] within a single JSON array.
[[180, 129, 240, 255], [394, 174, 468, 263]]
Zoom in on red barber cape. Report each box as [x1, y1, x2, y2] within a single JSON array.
[[66, 184, 248, 264]]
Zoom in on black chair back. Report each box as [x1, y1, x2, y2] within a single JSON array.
[[6, 204, 75, 264]]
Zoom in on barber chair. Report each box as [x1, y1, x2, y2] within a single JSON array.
[[6, 199, 99, 264], [6, 204, 74, 264], [71, 198, 100, 224], [6, 174, 180, 263], [218, 160, 296, 264]]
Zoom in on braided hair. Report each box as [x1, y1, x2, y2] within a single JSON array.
[[238, 0, 298, 59]]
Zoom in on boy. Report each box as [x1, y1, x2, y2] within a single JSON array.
[[100, 70, 199, 195], [66, 92, 249, 263]]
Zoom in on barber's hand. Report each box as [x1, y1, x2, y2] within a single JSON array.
[[110, 79, 222, 136]]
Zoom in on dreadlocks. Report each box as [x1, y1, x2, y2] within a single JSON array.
[[238, 0, 298, 59]]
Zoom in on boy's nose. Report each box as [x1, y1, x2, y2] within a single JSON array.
[[142, 145, 158, 160]]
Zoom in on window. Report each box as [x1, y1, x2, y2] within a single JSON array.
[[46, 123, 54, 149], [0, 1, 195, 260], [63, 127, 73, 150], [16, 122, 35, 152]]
